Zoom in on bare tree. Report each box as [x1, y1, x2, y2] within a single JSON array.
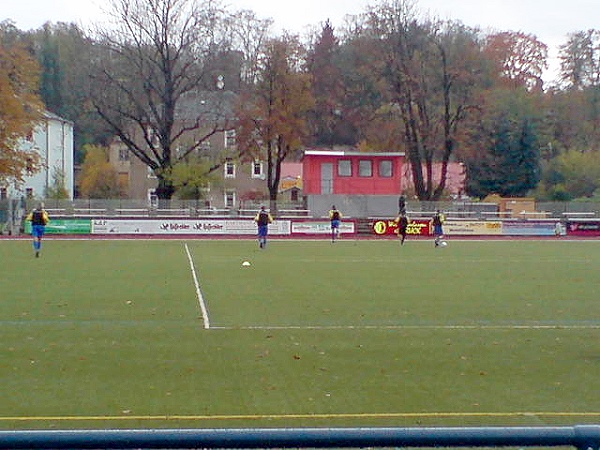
[[89, 0, 236, 199], [559, 29, 600, 89], [228, 9, 273, 87], [363, 0, 485, 200]]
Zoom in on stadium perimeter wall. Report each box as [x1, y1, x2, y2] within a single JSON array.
[[18, 215, 600, 238]]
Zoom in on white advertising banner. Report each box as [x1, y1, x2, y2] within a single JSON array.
[[91, 219, 291, 235], [291, 221, 355, 235]]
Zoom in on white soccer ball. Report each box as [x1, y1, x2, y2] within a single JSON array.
[[440, 241, 448, 247], [242, 261, 251, 266]]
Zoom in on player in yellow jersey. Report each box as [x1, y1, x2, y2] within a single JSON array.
[[26, 202, 50, 257], [329, 205, 342, 242], [254, 205, 273, 249]]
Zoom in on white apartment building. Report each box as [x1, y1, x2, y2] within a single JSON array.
[[2, 111, 74, 201]]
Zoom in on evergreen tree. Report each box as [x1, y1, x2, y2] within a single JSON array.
[[306, 21, 352, 146], [39, 25, 64, 115], [466, 116, 540, 198]]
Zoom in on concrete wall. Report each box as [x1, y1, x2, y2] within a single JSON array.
[[307, 195, 402, 218]]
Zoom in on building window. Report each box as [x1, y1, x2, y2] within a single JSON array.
[[224, 190, 236, 208], [118, 147, 129, 161], [148, 189, 158, 208], [225, 129, 236, 148], [379, 160, 393, 177], [0, 187, 7, 199], [119, 172, 129, 189], [338, 160, 352, 177], [26, 188, 34, 198], [199, 139, 211, 152], [251, 161, 263, 178], [224, 161, 236, 178], [359, 160, 372, 177], [291, 189, 299, 202]]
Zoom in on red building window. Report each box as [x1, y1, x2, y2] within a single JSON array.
[[338, 160, 352, 177], [379, 160, 393, 177], [359, 160, 372, 177]]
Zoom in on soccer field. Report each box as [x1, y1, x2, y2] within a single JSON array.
[[1, 238, 599, 430]]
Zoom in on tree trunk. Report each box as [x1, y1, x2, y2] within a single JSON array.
[[155, 176, 176, 200]]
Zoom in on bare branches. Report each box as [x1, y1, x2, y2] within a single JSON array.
[[89, 0, 238, 198], [559, 29, 600, 89]]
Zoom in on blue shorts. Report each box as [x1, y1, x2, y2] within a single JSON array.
[[434, 225, 443, 236], [331, 220, 341, 229], [32, 225, 46, 238], [258, 225, 269, 238]]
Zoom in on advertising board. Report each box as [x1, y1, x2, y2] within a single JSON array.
[[566, 220, 600, 237], [291, 221, 355, 235], [444, 221, 502, 236], [502, 220, 557, 236], [24, 219, 92, 234], [91, 219, 291, 235], [371, 219, 560, 237], [372, 219, 430, 236]]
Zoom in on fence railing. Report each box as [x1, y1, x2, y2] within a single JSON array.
[[2, 200, 600, 229], [30, 199, 600, 219], [0, 426, 599, 449]]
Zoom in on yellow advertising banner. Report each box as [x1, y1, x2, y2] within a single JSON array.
[[444, 220, 503, 235]]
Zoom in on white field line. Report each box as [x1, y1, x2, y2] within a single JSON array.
[[184, 243, 210, 329], [210, 324, 600, 331]]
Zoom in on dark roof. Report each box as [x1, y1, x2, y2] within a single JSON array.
[[175, 90, 237, 123]]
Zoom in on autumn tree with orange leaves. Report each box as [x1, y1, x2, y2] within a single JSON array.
[[484, 31, 548, 91], [0, 32, 44, 185], [236, 36, 314, 214], [78, 145, 124, 199]]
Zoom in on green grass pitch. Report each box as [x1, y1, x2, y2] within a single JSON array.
[[1, 238, 599, 430]]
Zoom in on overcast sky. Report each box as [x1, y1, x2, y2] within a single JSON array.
[[3, 0, 599, 82]]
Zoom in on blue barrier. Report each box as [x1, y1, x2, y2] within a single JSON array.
[[0, 426, 599, 449]]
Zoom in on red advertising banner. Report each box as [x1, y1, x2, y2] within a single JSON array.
[[566, 220, 600, 237], [372, 219, 431, 236]]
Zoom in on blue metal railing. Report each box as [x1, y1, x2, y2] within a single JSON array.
[[0, 426, 599, 449]]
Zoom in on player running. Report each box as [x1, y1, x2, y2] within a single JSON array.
[[395, 211, 410, 245], [329, 205, 342, 242], [254, 205, 273, 249], [26, 202, 50, 258], [431, 209, 445, 247]]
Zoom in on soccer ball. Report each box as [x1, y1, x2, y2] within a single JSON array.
[[242, 261, 251, 266], [440, 241, 448, 247]]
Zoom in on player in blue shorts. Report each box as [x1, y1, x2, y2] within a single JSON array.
[[329, 205, 342, 242], [431, 209, 445, 247], [26, 203, 50, 258], [254, 205, 273, 249]]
